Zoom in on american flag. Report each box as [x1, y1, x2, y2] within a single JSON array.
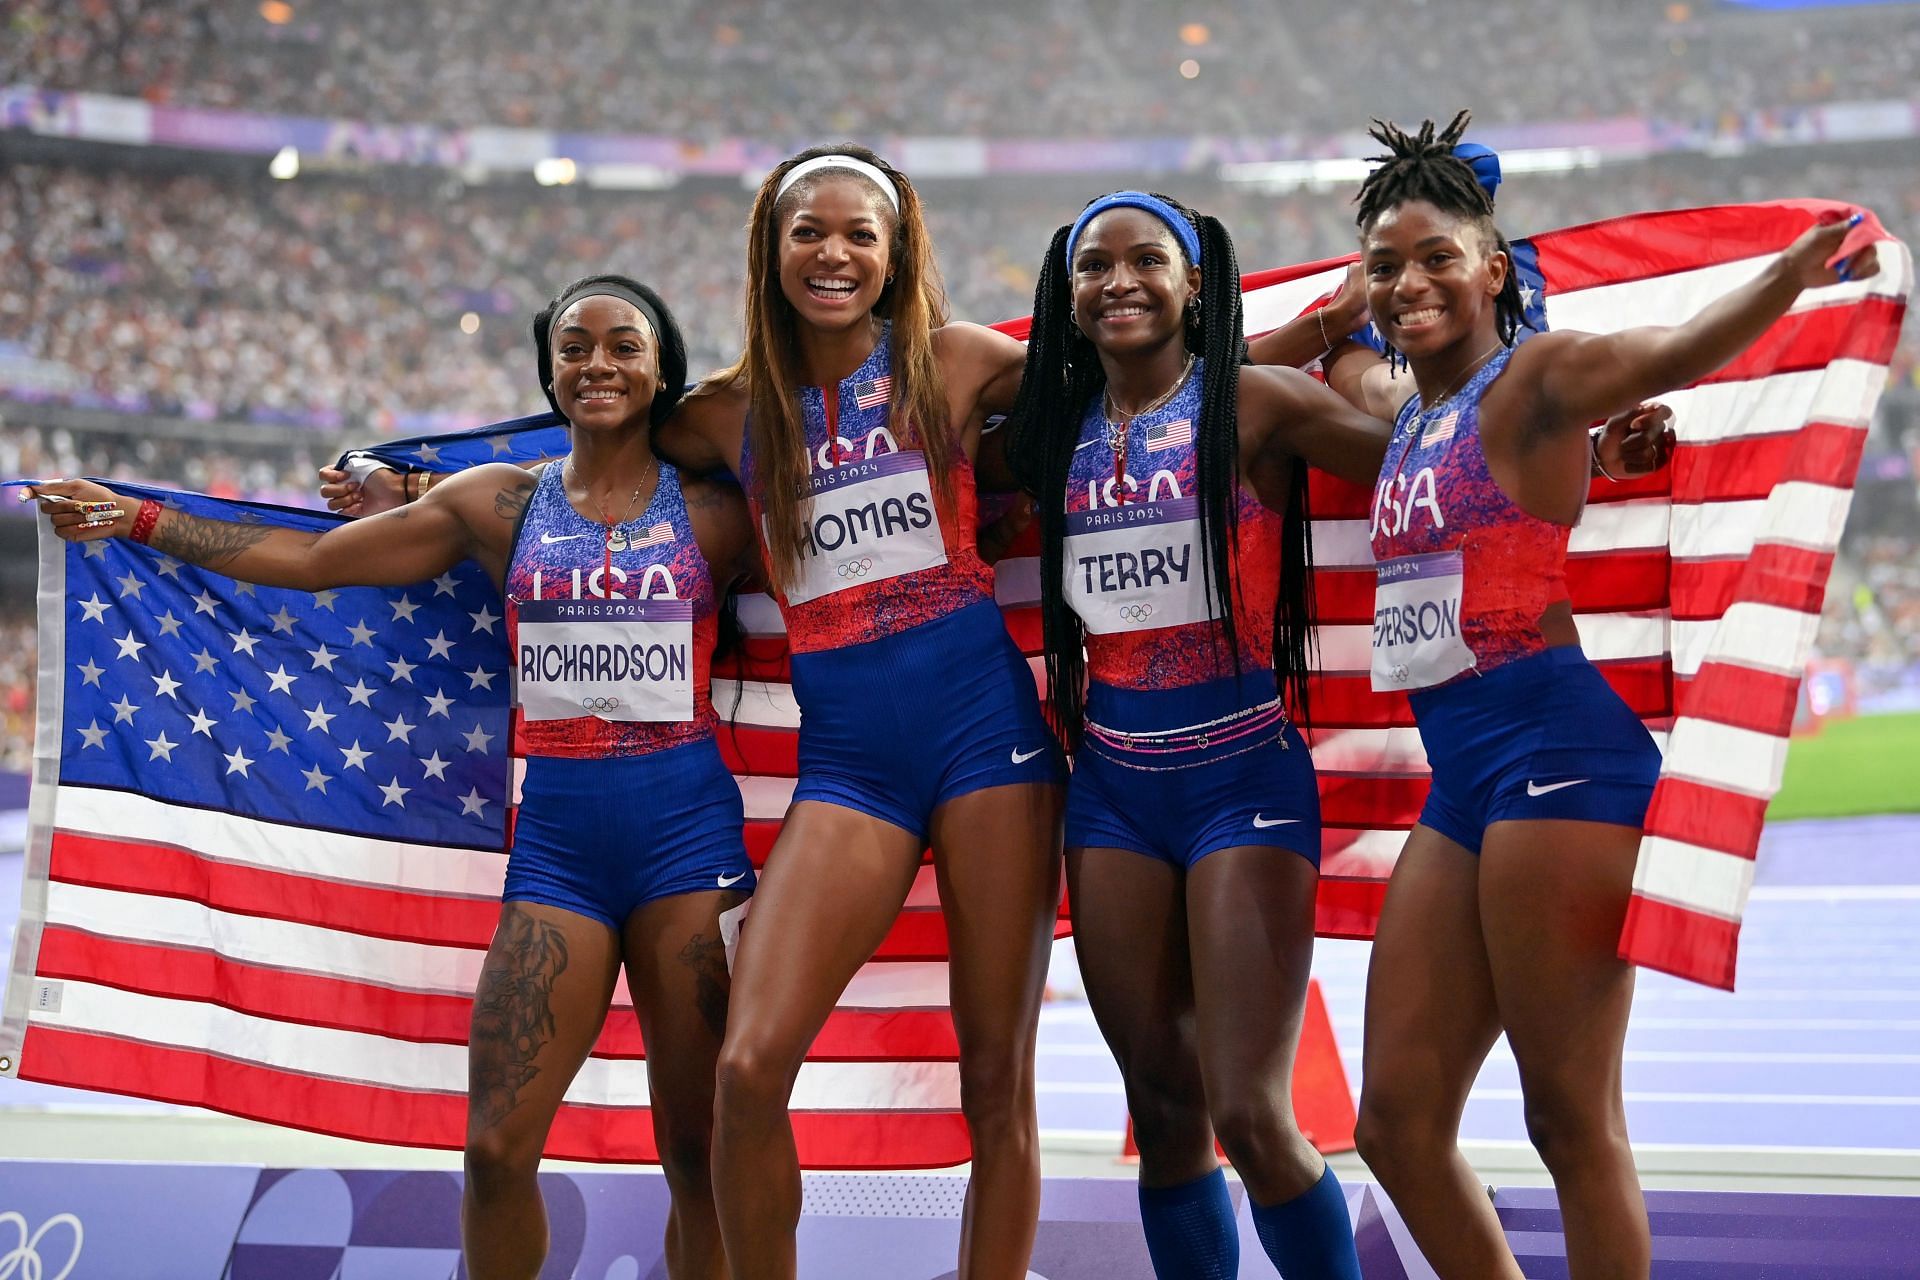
[[852, 375, 892, 410], [1145, 418, 1193, 452], [1, 202, 1905, 1171], [631, 520, 674, 550]]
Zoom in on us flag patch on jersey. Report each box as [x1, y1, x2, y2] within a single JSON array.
[[1146, 419, 1192, 451], [632, 520, 673, 550], [853, 376, 891, 410]]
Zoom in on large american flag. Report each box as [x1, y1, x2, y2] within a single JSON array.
[[0, 201, 1906, 1168]]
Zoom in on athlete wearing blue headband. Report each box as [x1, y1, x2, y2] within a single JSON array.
[[1006, 190, 1395, 1280]]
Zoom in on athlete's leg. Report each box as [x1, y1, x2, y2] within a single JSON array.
[[1187, 845, 1360, 1278], [711, 802, 924, 1280], [1480, 818, 1647, 1280], [621, 888, 747, 1280], [1353, 826, 1521, 1280], [1068, 844, 1238, 1279], [926, 779, 1062, 1280], [463, 902, 622, 1280]]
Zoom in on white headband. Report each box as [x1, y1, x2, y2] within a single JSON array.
[[774, 154, 901, 212]]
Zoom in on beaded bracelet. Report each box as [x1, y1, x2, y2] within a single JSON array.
[[129, 498, 163, 544]]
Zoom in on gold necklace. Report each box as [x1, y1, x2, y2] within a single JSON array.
[[566, 454, 657, 552], [1102, 351, 1195, 455], [1413, 343, 1501, 434]]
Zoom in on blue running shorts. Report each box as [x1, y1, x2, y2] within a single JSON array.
[[1067, 672, 1321, 868], [504, 736, 752, 929], [787, 599, 1065, 840], [1410, 646, 1661, 855]]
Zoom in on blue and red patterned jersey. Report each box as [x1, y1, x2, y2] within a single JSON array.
[[740, 334, 995, 653], [1369, 347, 1570, 682], [505, 459, 718, 757], [1060, 361, 1283, 692]]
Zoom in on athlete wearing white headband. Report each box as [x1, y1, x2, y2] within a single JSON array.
[[773, 153, 901, 212]]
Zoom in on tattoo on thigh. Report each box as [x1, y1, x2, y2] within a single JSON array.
[[470, 910, 570, 1127], [678, 930, 731, 1041]]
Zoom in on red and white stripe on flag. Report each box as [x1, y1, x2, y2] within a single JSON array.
[[853, 375, 892, 410]]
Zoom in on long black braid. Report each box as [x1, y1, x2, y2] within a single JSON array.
[[1354, 111, 1532, 367], [1004, 195, 1316, 749]]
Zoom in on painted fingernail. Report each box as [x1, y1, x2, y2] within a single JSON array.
[[1848, 212, 1864, 227], [1837, 263, 1852, 282]]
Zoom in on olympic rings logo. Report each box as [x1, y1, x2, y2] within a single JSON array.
[[0, 1212, 84, 1280], [1119, 603, 1155, 623], [580, 696, 622, 713], [836, 558, 875, 579]]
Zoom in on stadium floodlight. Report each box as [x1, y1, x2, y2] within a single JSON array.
[[1221, 145, 1611, 192], [583, 163, 679, 191], [533, 157, 578, 187], [268, 146, 299, 181], [1497, 146, 1604, 174], [1216, 157, 1372, 193]]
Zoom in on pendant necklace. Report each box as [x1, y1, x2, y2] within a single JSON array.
[[568, 454, 657, 595], [1102, 352, 1194, 501]]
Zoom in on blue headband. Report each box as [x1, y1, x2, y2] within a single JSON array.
[[1452, 142, 1501, 201], [1065, 191, 1201, 269]]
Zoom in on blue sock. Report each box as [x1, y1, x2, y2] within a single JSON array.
[[1137, 1166, 1239, 1280], [1251, 1164, 1362, 1280]]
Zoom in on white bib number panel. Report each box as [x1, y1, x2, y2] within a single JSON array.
[[1370, 551, 1474, 691], [780, 452, 947, 606], [516, 598, 694, 722], [1063, 497, 1211, 635]]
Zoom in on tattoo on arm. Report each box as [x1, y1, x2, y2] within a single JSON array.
[[494, 478, 536, 522], [149, 513, 275, 570], [677, 929, 731, 1041], [468, 907, 570, 1129]]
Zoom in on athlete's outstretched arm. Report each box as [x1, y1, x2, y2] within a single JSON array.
[[1514, 213, 1878, 431], [1247, 263, 1371, 369], [1240, 364, 1394, 488], [29, 464, 531, 591]]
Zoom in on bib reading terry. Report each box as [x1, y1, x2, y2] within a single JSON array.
[[1064, 496, 1210, 635], [516, 598, 694, 723], [780, 451, 947, 606]]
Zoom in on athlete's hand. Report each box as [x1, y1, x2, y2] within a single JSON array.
[[21, 478, 134, 540], [1594, 403, 1674, 480], [1322, 262, 1371, 342], [976, 493, 1035, 566], [318, 464, 407, 518], [1781, 211, 1879, 289]]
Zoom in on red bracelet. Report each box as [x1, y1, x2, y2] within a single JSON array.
[[129, 499, 162, 544]]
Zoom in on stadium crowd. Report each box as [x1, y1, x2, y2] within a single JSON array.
[[5, 150, 1919, 435], [7, 0, 1919, 138]]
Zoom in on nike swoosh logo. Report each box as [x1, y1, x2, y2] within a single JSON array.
[[1252, 815, 1300, 828], [716, 871, 748, 888], [1011, 746, 1048, 764], [539, 531, 588, 544], [1526, 778, 1590, 797], [1073, 438, 1103, 452]]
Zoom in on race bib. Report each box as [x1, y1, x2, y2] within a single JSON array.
[[1370, 551, 1474, 691], [781, 452, 947, 605], [515, 599, 694, 722], [1063, 497, 1211, 635]]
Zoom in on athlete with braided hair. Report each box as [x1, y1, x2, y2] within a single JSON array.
[[1322, 113, 1878, 1279], [1004, 191, 1390, 1280]]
